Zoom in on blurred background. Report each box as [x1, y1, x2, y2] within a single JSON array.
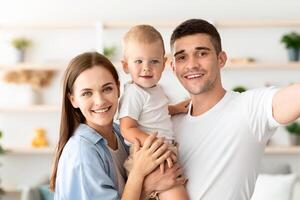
[[0, 0, 300, 199]]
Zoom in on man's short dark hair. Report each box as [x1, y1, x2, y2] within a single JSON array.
[[170, 19, 222, 54]]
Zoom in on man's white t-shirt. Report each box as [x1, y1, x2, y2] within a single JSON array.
[[172, 87, 281, 200], [119, 83, 174, 140]]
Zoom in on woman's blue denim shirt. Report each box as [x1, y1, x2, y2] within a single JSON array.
[[54, 123, 129, 200]]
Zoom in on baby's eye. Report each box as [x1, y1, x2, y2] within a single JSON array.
[[134, 60, 143, 64], [81, 91, 92, 97], [149, 60, 160, 65]]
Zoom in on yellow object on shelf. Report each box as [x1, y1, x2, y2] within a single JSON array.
[[31, 128, 49, 147]]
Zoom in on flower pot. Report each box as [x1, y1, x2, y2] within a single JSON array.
[[15, 49, 25, 63], [289, 134, 300, 145], [287, 48, 299, 61]]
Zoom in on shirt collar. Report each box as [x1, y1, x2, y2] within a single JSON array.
[[75, 123, 104, 145]]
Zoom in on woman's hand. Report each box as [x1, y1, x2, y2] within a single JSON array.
[[131, 133, 172, 178]]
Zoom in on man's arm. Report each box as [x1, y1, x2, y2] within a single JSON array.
[[273, 83, 300, 124]]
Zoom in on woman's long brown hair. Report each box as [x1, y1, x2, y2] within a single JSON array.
[[49, 52, 119, 191]]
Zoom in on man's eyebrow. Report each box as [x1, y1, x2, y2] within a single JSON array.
[[174, 50, 185, 57], [195, 47, 211, 51]]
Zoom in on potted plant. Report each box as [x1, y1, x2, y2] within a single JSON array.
[[280, 32, 300, 61], [11, 37, 31, 63], [285, 122, 300, 145], [232, 86, 247, 93], [103, 45, 116, 60]]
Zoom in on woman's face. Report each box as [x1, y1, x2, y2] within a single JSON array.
[[69, 65, 119, 132]]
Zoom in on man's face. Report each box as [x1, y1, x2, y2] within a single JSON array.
[[171, 33, 226, 96]]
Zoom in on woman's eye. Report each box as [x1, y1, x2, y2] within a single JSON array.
[[82, 91, 92, 97], [103, 87, 113, 93], [134, 60, 143, 64]]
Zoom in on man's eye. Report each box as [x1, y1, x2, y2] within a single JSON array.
[[197, 51, 207, 57], [176, 55, 185, 62], [135, 60, 143, 64]]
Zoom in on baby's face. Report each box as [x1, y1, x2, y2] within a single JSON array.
[[123, 40, 166, 88]]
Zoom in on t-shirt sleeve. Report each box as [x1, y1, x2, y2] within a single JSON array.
[[242, 87, 282, 143], [119, 84, 145, 121]]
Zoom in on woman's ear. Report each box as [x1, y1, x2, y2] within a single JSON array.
[[68, 93, 79, 108]]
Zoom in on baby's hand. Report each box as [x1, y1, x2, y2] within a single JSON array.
[[172, 99, 190, 115]]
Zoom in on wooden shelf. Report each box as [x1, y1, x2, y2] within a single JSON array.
[[216, 19, 300, 28], [1, 19, 300, 30], [4, 147, 55, 155], [0, 63, 65, 71], [0, 105, 60, 113], [265, 146, 300, 155], [225, 61, 300, 69]]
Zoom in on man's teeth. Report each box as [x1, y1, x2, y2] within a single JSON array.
[[186, 74, 202, 79], [94, 107, 110, 113]]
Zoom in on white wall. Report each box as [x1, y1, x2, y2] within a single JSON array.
[[0, 0, 300, 192]]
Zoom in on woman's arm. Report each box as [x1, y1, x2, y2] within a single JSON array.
[[121, 134, 171, 200]]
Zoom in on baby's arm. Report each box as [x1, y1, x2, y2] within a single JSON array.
[[120, 116, 151, 146], [168, 99, 190, 116]]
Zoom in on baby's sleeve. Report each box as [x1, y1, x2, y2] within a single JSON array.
[[119, 84, 145, 121]]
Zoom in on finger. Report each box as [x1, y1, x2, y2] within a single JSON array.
[[171, 153, 177, 162], [142, 132, 158, 149], [160, 163, 164, 174], [148, 137, 164, 153], [174, 167, 184, 178], [167, 157, 173, 168], [175, 176, 188, 186], [152, 143, 168, 159], [132, 139, 140, 154], [155, 150, 172, 164]]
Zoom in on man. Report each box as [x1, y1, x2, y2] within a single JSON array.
[[170, 19, 300, 200]]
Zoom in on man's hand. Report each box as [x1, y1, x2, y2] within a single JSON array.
[[142, 163, 187, 198]]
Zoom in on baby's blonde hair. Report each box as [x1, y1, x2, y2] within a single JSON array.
[[122, 24, 165, 57]]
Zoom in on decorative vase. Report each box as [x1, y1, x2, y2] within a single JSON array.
[[15, 49, 25, 63], [289, 134, 300, 145], [31, 87, 43, 105], [287, 48, 299, 61]]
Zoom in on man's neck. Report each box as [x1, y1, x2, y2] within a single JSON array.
[[191, 86, 226, 116]]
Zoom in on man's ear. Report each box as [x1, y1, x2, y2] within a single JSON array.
[[170, 59, 176, 73], [121, 60, 129, 74], [68, 93, 79, 108], [218, 51, 227, 69]]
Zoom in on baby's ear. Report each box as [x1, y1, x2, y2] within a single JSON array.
[[121, 60, 129, 74]]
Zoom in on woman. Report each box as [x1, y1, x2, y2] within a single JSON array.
[[50, 52, 185, 199]]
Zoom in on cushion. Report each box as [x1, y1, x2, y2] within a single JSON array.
[[38, 185, 54, 200], [251, 174, 297, 200], [259, 161, 291, 174]]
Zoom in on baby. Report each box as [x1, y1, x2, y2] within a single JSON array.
[[119, 25, 189, 200]]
